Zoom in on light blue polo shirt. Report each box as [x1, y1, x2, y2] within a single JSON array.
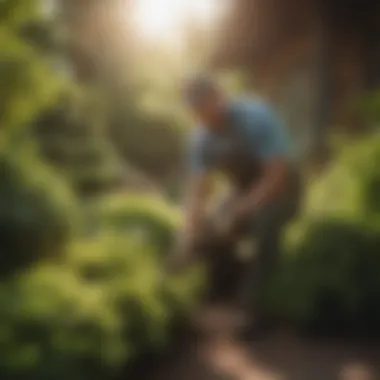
[[187, 97, 293, 177]]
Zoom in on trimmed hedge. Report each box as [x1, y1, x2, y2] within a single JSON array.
[[90, 193, 180, 253], [264, 136, 380, 334], [265, 218, 380, 334], [0, 149, 77, 278], [0, 157, 203, 378], [0, 230, 203, 380]]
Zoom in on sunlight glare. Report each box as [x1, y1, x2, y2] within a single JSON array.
[[132, 0, 218, 41]]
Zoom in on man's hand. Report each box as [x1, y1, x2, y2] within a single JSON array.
[[168, 172, 211, 274], [212, 205, 249, 241], [212, 217, 236, 240], [231, 197, 257, 226]]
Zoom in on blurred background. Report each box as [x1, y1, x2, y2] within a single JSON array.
[[0, 0, 379, 379]]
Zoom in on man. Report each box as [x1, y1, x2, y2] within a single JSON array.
[[172, 74, 301, 338]]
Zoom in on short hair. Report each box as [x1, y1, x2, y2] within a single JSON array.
[[182, 73, 220, 106]]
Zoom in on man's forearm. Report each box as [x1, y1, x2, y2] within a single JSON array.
[[180, 174, 210, 242], [249, 170, 285, 206], [242, 161, 288, 210], [182, 200, 203, 238]]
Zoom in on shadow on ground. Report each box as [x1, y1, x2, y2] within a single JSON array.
[[128, 307, 380, 380]]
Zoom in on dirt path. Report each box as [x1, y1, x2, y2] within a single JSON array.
[[140, 305, 380, 380]]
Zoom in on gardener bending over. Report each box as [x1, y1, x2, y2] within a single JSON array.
[[172, 74, 302, 339]]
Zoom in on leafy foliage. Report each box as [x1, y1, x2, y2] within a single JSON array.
[[0, 145, 76, 277], [266, 218, 380, 332], [33, 94, 125, 198], [3, 1, 380, 378], [0, 231, 202, 380], [0, 2, 202, 379], [266, 136, 380, 334], [92, 193, 180, 253]]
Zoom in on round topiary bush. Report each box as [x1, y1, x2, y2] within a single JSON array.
[[0, 149, 77, 278], [90, 193, 180, 254], [0, 231, 204, 380], [265, 218, 380, 335]]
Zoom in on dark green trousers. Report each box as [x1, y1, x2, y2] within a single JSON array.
[[203, 171, 302, 316]]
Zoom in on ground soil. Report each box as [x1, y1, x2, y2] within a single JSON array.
[[129, 305, 380, 380]]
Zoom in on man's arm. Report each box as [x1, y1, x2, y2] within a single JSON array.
[[180, 172, 212, 244], [169, 171, 212, 273], [243, 157, 288, 210], [172, 129, 212, 265]]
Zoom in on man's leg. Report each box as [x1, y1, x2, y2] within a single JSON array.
[[237, 173, 302, 335], [238, 222, 282, 324]]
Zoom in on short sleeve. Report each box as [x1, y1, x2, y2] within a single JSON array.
[[242, 101, 291, 161]]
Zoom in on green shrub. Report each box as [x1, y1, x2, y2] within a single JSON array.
[[300, 135, 380, 222], [267, 136, 380, 333], [343, 135, 380, 221], [0, 263, 125, 380], [90, 193, 180, 254], [0, 148, 77, 277], [266, 218, 380, 333], [68, 232, 203, 350], [0, 232, 203, 380], [307, 135, 380, 221]]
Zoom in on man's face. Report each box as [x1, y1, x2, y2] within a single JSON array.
[[190, 93, 226, 130]]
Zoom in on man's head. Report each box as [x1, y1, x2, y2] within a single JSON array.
[[183, 74, 227, 129]]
